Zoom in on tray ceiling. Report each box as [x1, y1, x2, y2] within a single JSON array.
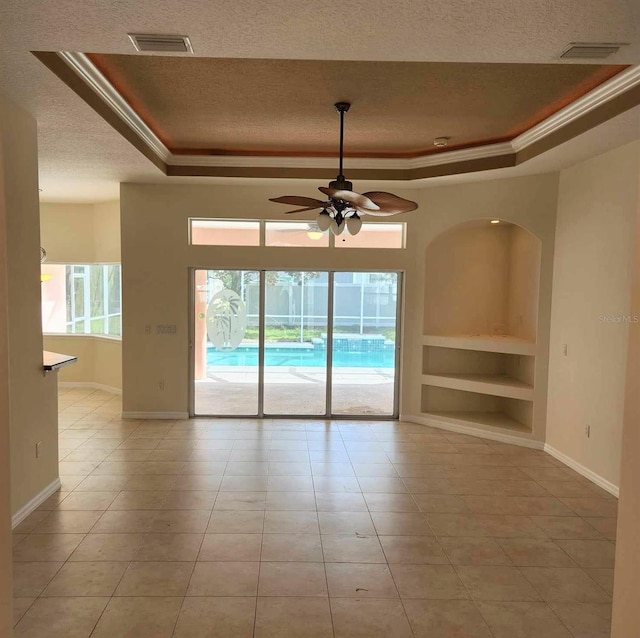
[[88, 54, 623, 158], [34, 51, 639, 180]]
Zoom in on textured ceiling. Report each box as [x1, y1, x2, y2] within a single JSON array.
[[0, 0, 639, 201], [86, 54, 624, 157]]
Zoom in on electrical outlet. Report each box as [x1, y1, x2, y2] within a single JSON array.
[[35, 441, 42, 458], [562, 343, 568, 357], [585, 424, 591, 438], [158, 380, 165, 391]]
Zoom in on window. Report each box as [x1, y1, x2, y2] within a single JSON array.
[[334, 222, 405, 249], [189, 218, 406, 249], [190, 219, 260, 246], [41, 264, 122, 337], [264, 221, 329, 247]]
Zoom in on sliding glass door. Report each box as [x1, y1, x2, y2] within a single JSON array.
[[193, 269, 260, 415], [192, 270, 400, 417], [331, 272, 399, 416], [263, 271, 329, 415]]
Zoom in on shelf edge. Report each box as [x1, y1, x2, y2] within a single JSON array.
[[402, 412, 542, 450], [421, 374, 534, 401], [422, 335, 537, 355]]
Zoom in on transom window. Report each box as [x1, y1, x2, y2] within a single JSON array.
[[189, 219, 406, 248]]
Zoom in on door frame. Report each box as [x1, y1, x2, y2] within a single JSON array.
[[189, 268, 403, 419]]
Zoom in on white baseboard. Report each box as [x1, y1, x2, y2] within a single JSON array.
[[543, 444, 619, 497], [58, 381, 122, 395], [12, 477, 62, 529], [402, 415, 619, 496], [401, 413, 545, 450], [121, 411, 189, 420]]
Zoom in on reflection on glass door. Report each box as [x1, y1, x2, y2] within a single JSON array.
[[331, 272, 399, 416], [193, 269, 260, 415], [263, 271, 329, 415]]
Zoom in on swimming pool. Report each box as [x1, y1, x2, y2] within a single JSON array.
[[207, 338, 395, 368]]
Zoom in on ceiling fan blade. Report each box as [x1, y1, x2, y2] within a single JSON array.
[[318, 187, 379, 211], [284, 206, 326, 214], [269, 196, 325, 208], [362, 191, 418, 215]]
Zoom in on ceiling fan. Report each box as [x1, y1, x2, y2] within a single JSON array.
[[269, 102, 418, 236]]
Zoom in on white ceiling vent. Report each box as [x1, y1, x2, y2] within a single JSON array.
[[128, 33, 194, 54], [560, 43, 626, 60]]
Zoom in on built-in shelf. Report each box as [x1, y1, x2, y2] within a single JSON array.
[[422, 373, 534, 401], [421, 220, 542, 439], [423, 334, 537, 356], [421, 410, 533, 435]]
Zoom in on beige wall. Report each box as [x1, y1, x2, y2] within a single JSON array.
[[121, 174, 557, 425], [0, 95, 13, 638], [43, 335, 122, 391], [611, 175, 640, 638], [423, 222, 540, 340], [40, 200, 120, 263], [508, 224, 542, 343], [2, 96, 59, 522], [423, 223, 513, 336], [40, 203, 95, 262], [93, 201, 121, 263], [546, 141, 640, 488], [40, 199, 122, 391]]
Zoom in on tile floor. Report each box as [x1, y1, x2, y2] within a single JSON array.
[[11, 388, 617, 637]]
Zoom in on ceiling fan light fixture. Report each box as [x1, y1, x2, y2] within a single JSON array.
[[330, 218, 345, 235], [269, 103, 418, 222], [317, 211, 332, 232], [346, 214, 362, 235]]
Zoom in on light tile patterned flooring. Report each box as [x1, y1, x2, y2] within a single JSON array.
[[12, 388, 617, 637]]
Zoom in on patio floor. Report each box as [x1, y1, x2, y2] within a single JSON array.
[[194, 367, 395, 415]]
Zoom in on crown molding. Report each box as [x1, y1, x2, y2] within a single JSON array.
[[58, 51, 171, 162], [511, 64, 640, 152], [166, 142, 514, 170], [56, 52, 640, 177]]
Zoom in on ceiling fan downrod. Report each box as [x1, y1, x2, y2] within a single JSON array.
[[330, 102, 353, 192], [267, 101, 418, 235]]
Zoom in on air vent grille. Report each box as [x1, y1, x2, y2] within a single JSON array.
[[561, 43, 625, 59], [128, 33, 194, 53]]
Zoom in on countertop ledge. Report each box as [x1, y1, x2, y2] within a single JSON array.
[[43, 350, 77, 371]]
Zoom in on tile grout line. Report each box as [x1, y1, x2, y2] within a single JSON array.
[[17, 392, 616, 635], [422, 507, 499, 638], [343, 423, 416, 637]]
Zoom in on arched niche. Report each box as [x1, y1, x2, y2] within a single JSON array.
[[420, 218, 543, 434], [424, 219, 541, 343]]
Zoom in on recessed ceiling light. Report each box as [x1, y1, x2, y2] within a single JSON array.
[[560, 42, 627, 60], [128, 33, 194, 54], [433, 137, 450, 148], [490, 219, 500, 224]]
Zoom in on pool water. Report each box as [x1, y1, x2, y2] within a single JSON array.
[[207, 343, 395, 368]]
